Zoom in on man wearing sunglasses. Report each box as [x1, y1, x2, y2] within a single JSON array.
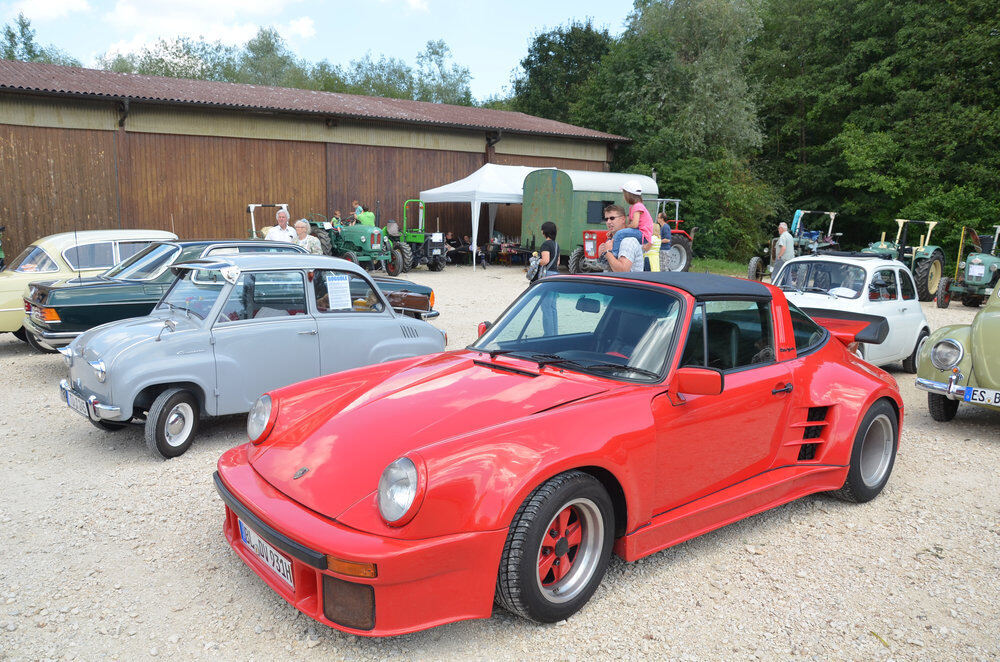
[[598, 204, 644, 272]]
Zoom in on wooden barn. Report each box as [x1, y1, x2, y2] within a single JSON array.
[[0, 60, 627, 258]]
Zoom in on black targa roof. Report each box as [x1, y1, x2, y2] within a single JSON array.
[[576, 271, 772, 299]]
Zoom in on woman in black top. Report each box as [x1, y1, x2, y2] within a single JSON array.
[[538, 221, 560, 277]]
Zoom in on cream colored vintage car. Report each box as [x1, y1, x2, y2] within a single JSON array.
[[1, 229, 176, 346]]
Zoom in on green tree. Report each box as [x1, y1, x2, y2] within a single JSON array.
[[512, 20, 613, 123], [414, 40, 472, 105], [1, 12, 80, 66], [342, 53, 414, 99]]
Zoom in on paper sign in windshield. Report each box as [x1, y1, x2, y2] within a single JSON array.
[[325, 273, 352, 311]]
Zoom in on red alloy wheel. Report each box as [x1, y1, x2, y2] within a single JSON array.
[[538, 505, 584, 586]]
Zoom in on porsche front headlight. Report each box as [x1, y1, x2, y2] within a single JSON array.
[[930, 339, 963, 371], [247, 394, 273, 444], [377, 457, 420, 525]]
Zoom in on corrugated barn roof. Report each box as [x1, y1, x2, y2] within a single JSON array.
[[0, 60, 629, 143]]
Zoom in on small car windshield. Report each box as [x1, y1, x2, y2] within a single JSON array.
[[6, 246, 58, 273], [102, 243, 181, 281], [774, 260, 867, 299], [472, 280, 682, 382], [156, 268, 226, 320]]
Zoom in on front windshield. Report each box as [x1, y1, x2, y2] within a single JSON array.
[[156, 269, 226, 320], [774, 260, 867, 299], [472, 280, 682, 382], [7, 246, 58, 274], [102, 243, 180, 281]]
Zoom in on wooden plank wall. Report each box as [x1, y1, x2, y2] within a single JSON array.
[[0, 123, 608, 258]]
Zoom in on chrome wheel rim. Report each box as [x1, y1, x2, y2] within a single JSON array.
[[164, 402, 194, 448], [859, 413, 894, 487], [664, 246, 685, 271], [535, 498, 604, 604]]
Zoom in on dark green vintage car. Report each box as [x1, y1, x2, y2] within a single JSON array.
[[23, 240, 437, 351]]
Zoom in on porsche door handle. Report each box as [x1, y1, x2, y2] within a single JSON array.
[[772, 383, 793, 395], [297, 329, 318, 335]]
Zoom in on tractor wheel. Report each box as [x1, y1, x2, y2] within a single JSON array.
[[914, 250, 944, 301], [427, 256, 445, 272], [936, 277, 952, 308], [747, 256, 765, 281], [340, 251, 359, 264], [961, 292, 985, 307], [662, 235, 692, 272], [568, 247, 584, 274], [313, 230, 333, 256], [386, 249, 404, 277], [398, 242, 414, 272]]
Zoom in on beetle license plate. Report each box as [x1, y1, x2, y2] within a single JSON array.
[[964, 386, 1000, 407], [65, 390, 89, 418], [238, 519, 294, 589]]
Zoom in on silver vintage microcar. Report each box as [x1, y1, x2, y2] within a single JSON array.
[[59, 254, 446, 458]]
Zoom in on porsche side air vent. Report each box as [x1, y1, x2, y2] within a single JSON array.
[[797, 406, 830, 461], [399, 325, 418, 339]]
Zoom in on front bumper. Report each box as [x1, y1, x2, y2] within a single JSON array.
[[24, 316, 80, 348], [59, 379, 122, 421], [914, 370, 966, 401], [215, 446, 507, 636]]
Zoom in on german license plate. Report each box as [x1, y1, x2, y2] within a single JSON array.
[[65, 390, 89, 418], [964, 386, 1000, 407], [238, 519, 294, 589], [968, 264, 986, 278]]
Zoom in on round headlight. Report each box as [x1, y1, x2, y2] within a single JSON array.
[[930, 339, 963, 371], [377, 457, 419, 525], [959, 261, 966, 269], [990, 263, 998, 272], [89, 359, 106, 383], [247, 394, 273, 444]]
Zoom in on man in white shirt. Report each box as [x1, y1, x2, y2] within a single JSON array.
[[773, 221, 795, 277], [265, 209, 296, 242], [599, 204, 644, 273]]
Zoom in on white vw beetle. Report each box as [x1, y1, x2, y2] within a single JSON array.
[[773, 253, 930, 371]]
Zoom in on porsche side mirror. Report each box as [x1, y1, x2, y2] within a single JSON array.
[[674, 366, 724, 396], [477, 321, 492, 337]]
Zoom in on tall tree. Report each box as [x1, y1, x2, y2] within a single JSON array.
[[512, 20, 613, 123], [414, 40, 472, 105], [1, 13, 80, 66]]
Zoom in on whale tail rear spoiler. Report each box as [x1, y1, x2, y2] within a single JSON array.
[[800, 308, 889, 346]]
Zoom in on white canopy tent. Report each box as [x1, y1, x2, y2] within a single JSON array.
[[419, 163, 658, 271]]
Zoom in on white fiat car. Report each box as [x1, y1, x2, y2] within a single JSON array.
[[773, 253, 930, 371]]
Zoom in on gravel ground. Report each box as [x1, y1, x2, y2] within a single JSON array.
[[1, 264, 998, 661]]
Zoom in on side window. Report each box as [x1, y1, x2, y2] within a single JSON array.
[[217, 271, 307, 322], [313, 270, 385, 313], [696, 300, 774, 370], [587, 200, 615, 224], [899, 269, 916, 300], [870, 269, 898, 300], [117, 241, 151, 261], [681, 304, 705, 367], [64, 242, 114, 270], [787, 303, 826, 353]]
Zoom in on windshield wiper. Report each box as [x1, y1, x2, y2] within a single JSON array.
[[801, 286, 831, 295], [481, 348, 515, 360], [527, 353, 585, 368], [585, 363, 662, 380]]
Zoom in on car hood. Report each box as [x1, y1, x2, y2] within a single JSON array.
[[250, 353, 612, 520], [72, 313, 200, 363], [971, 306, 1000, 387]]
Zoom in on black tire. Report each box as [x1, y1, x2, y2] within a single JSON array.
[[913, 250, 944, 301], [427, 257, 445, 272], [90, 418, 128, 431], [662, 235, 692, 272], [398, 242, 414, 272], [312, 230, 333, 256], [495, 471, 614, 623], [11, 327, 27, 343], [961, 292, 984, 307], [829, 399, 898, 503], [25, 331, 58, 353], [747, 256, 765, 281], [927, 393, 959, 422], [144, 388, 200, 459], [568, 247, 584, 274], [901, 328, 928, 374], [339, 250, 359, 264], [386, 249, 404, 277], [936, 276, 952, 308]]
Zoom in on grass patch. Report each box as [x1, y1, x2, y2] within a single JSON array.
[[689, 258, 749, 278]]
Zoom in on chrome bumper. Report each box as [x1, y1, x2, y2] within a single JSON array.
[[23, 316, 80, 348], [59, 379, 122, 421], [915, 371, 965, 401]]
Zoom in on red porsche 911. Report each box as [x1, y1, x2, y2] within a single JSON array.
[[214, 272, 903, 636]]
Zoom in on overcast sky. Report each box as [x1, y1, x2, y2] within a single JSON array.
[[1, 0, 635, 100]]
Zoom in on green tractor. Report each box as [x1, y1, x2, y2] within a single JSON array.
[[937, 224, 1000, 308], [384, 199, 447, 272], [747, 209, 841, 280], [861, 218, 945, 301], [306, 214, 404, 276]]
